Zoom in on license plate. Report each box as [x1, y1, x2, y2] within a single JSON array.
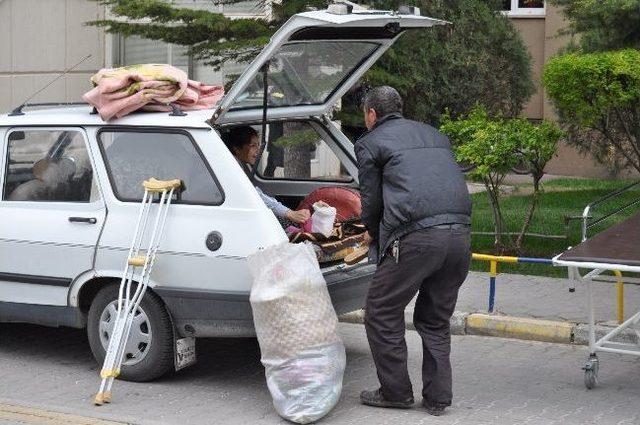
[[174, 337, 196, 371]]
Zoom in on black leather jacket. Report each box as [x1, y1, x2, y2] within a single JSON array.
[[355, 113, 472, 264]]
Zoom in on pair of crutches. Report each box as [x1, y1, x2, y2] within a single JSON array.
[[94, 178, 182, 406]]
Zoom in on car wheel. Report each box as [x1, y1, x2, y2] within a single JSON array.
[[87, 284, 174, 382]]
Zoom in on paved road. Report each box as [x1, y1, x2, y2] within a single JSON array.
[[1, 322, 640, 425]]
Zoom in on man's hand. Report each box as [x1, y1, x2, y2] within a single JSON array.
[[363, 231, 373, 245], [286, 209, 311, 224]]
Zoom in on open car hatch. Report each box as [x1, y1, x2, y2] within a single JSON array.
[[211, 7, 447, 123]]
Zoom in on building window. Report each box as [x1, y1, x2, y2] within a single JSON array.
[[502, 0, 545, 17]]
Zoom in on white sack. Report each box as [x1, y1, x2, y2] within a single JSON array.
[[311, 202, 337, 237], [248, 241, 346, 424]]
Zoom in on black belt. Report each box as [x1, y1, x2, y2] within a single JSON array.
[[431, 223, 470, 229]]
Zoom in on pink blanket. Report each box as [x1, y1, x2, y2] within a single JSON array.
[[83, 64, 225, 121]]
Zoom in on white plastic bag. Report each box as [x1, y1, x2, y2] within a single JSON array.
[[311, 202, 337, 237], [247, 241, 346, 424]]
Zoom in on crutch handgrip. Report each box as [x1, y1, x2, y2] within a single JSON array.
[[100, 368, 120, 379], [128, 256, 149, 267], [142, 178, 182, 193]]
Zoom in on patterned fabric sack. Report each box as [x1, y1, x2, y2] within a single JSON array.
[[247, 242, 346, 424]]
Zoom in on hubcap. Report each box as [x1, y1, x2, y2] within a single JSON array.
[[99, 301, 152, 366]]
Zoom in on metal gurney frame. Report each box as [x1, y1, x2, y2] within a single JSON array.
[[553, 182, 640, 389], [552, 255, 640, 389]]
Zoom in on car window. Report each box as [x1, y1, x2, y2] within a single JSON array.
[[3, 129, 96, 202], [257, 122, 353, 183], [98, 130, 223, 205], [230, 41, 380, 110]]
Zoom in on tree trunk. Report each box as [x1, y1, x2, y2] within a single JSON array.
[[284, 143, 311, 179], [516, 175, 541, 253], [282, 122, 311, 179], [484, 178, 507, 254]]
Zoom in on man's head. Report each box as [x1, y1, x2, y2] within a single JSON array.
[[362, 86, 403, 130], [223, 126, 260, 166]]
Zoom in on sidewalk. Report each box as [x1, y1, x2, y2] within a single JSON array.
[[341, 271, 640, 345], [457, 271, 640, 324]]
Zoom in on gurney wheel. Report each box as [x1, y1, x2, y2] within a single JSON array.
[[583, 354, 599, 389]]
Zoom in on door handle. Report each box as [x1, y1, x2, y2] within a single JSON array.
[[68, 216, 97, 224]]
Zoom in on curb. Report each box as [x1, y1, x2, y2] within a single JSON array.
[[466, 314, 573, 344], [0, 402, 126, 425], [339, 310, 639, 346]]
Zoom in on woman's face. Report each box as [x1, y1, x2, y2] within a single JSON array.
[[235, 135, 260, 166]]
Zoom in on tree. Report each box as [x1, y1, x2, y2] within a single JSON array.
[[440, 106, 563, 253], [549, 0, 640, 52], [543, 49, 640, 174], [441, 106, 518, 253], [273, 124, 317, 179], [507, 119, 564, 249], [88, 0, 326, 68], [362, 0, 534, 126]]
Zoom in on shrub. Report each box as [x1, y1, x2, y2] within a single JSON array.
[[544, 49, 640, 174], [441, 106, 563, 252]]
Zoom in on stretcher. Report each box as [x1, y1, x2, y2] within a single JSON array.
[[553, 212, 640, 389]]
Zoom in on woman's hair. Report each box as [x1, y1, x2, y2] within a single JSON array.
[[222, 126, 259, 152]]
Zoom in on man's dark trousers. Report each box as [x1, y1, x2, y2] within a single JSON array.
[[364, 224, 471, 405]]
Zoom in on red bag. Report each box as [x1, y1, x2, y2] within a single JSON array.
[[297, 187, 361, 222]]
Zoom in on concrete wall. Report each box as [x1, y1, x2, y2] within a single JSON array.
[[0, 0, 107, 113], [511, 17, 546, 120]]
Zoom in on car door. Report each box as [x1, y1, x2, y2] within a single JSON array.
[[0, 127, 106, 307], [211, 8, 447, 125]]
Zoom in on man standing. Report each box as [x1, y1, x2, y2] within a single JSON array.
[[356, 86, 472, 416]]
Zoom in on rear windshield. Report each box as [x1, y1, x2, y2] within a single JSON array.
[[230, 41, 380, 110], [98, 130, 224, 205]]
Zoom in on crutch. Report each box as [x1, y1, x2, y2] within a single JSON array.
[[94, 178, 182, 406]]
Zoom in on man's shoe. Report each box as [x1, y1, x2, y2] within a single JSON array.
[[422, 399, 447, 416], [360, 389, 414, 409]]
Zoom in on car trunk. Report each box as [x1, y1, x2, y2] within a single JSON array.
[[210, 6, 446, 295]]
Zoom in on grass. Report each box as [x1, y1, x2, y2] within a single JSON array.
[[470, 178, 640, 277]]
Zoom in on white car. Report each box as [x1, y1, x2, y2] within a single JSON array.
[[0, 6, 444, 381]]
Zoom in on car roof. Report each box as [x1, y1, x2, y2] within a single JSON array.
[[0, 106, 214, 129]]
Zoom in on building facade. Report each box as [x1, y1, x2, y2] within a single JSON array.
[[0, 0, 267, 115], [504, 1, 637, 178], [0, 0, 634, 178]]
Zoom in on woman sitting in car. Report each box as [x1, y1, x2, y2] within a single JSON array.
[[223, 126, 310, 225]]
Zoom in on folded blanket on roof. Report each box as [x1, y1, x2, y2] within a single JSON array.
[[83, 64, 225, 121]]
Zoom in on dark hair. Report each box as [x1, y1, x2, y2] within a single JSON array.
[[363, 86, 403, 117], [222, 126, 259, 152]]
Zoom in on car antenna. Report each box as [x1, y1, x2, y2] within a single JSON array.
[[9, 54, 92, 116]]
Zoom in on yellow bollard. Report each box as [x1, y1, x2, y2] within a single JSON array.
[[614, 270, 624, 324]]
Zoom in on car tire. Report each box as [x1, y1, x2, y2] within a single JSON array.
[[87, 284, 174, 382]]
